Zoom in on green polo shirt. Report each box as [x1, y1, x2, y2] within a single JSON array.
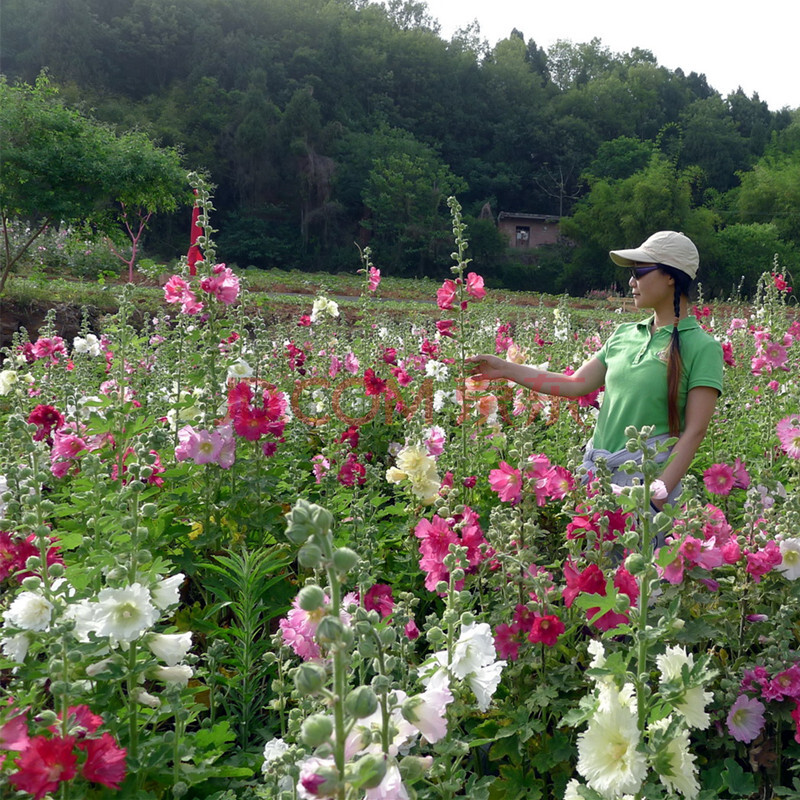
[[593, 316, 723, 453]]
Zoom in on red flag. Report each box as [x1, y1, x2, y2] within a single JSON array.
[[187, 190, 202, 275]]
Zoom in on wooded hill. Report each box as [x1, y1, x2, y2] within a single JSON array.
[[2, 0, 799, 296]]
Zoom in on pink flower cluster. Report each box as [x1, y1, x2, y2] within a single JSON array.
[[175, 424, 235, 468], [2, 704, 126, 798], [777, 413, 800, 459], [278, 592, 356, 661], [163, 275, 203, 315], [750, 328, 792, 376], [727, 662, 800, 744], [199, 263, 240, 305], [702, 458, 750, 495], [435, 272, 486, 339], [414, 507, 492, 592], [27, 404, 65, 446], [488, 455, 574, 506], [19, 336, 67, 365]]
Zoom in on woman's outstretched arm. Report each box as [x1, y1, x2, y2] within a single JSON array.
[[466, 354, 607, 399]]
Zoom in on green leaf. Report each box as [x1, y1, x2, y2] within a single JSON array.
[[721, 758, 756, 796]]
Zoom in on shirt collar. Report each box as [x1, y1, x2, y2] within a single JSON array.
[[636, 315, 701, 333]]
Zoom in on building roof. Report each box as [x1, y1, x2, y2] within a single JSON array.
[[497, 212, 560, 222]]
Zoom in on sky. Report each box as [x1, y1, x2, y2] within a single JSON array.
[[409, 0, 798, 111]]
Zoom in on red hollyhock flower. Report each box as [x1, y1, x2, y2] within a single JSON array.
[[9, 735, 78, 799], [435, 319, 456, 338], [232, 406, 271, 441], [337, 425, 360, 450], [78, 732, 127, 789], [527, 613, 565, 646], [363, 368, 387, 396], [227, 381, 253, 415], [27, 404, 65, 443]]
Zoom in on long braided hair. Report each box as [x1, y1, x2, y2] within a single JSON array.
[[659, 265, 693, 436]]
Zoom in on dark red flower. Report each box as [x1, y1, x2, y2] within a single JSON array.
[[527, 613, 565, 646], [363, 368, 387, 396], [364, 584, 395, 618]]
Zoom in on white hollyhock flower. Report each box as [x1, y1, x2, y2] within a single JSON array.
[[151, 573, 184, 610], [5, 591, 54, 632], [73, 334, 103, 357], [226, 358, 253, 380], [1, 632, 30, 663], [467, 659, 506, 712], [649, 717, 700, 799], [577, 682, 647, 798], [151, 664, 193, 686], [147, 632, 193, 666], [310, 297, 339, 322], [657, 645, 711, 729], [133, 688, 161, 708], [0, 369, 19, 395], [63, 598, 100, 643], [777, 538, 800, 580], [365, 760, 409, 800], [94, 583, 158, 643], [448, 622, 497, 679]]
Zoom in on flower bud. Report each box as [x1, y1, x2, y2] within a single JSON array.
[[613, 593, 631, 613], [399, 755, 433, 782], [624, 553, 646, 575], [285, 499, 333, 544], [298, 542, 324, 569], [349, 753, 387, 790], [332, 547, 359, 574], [294, 662, 327, 696], [21, 576, 41, 591], [297, 585, 326, 612], [345, 686, 378, 719], [316, 615, 345, 646], [301, 714, 333, 747]]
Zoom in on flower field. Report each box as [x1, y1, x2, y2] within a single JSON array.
[[1, 191, 799, 800]]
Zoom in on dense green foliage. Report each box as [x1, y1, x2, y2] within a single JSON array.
[[1, 0, 799, 294]]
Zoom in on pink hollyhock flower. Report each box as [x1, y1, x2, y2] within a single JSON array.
[[381, 347, 397, 365], [368, 266, 381, 291], [364, 584, 395, 618], [0, 710, 29, 752], [78, 732, 127, 789], [764, 665, 800, 702], [562, 562, 606, 607], [547, 465, 575, 500], [435, 319, 456, 338], [703, 463, 735, 495], [720, 540, 742, 564], [727, 695, 765, 743], [423, 426, 446, 457], [777, 414, 800, 459], [526, 454, 556, 506], [390, 366, 412, 386], [199, 264, 239, 305], [466, 272, 486, 300], [8, 735, 78, 799], [405, 668, 453, 743], [731, 458, 750, 489], [415, 516, 458, 592], [31, 336, 66, 364], [337, 453, 366, 487], [746, 540, 783, 582], [527, 613, 565, 646], [344, 352, 360, 374], [680, 536, 724, 570], [57, 705, 103, 738], [436, 279, 457, 310], [722, 340, 736, 366], [404, 619, 420, 640], [773, 272, 792, 292], [311, 454, 330, 483], [488, 461, 523, 504], [279, 599, 324, 661], [741, 666, 770, 694]]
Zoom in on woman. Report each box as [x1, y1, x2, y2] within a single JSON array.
[[467, 231, 723, 509]]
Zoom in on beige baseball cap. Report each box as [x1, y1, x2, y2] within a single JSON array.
[[609, 231, 699, 280]]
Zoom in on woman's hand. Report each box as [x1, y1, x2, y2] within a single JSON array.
[[465, 354, 509, 382]]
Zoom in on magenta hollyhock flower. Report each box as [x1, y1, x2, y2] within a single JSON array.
[[343, 352, 359, 374], [731, 457, 750, 489], [488, 461, 523, 504], [415, 515, 458, 592], [436, 319, 456, 338], [527, 613, 565, 646], [27, 404, 65, 444], [78, 732, 127, 789], [525, 453, 556, 505], [745, 540, 783, 582], [703, 463, 735, 495], [404, 619, 420, 640], [0, 710, 29, 752], [436, 279, 457, 310], [364, 584, 395, 618], [776, 414, 800, 459], [367, 266, 381, 291], [200, 264, 239, 305], [31, 336, 66, 363], [337, 453, 366, 487], [727, 695, 766, 742], [423, 425, 446, 457], [680, 536, 724, 570], [494, 622, 523, 661], [8, 734, 78, 798], [763, 664, 800, 702], [465, 272, 486, 300]]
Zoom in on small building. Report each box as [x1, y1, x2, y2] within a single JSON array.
[[497, 212, 560, 249]]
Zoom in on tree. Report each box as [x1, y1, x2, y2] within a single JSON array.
[[0, 74, 188, 292]]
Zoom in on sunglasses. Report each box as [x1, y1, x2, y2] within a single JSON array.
[[630, 265, 661, 279]]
